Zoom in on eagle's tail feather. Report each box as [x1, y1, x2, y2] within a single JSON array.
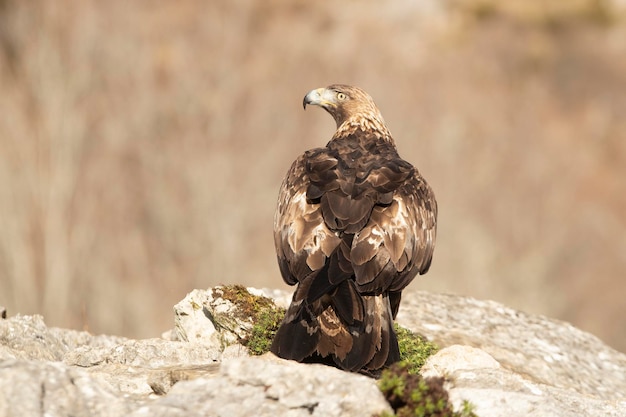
[[270, 277, 400, 375], [333, 293, 399, 374], [270, 296, 320, 362]]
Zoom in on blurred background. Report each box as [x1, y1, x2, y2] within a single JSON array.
[[1, 0, 625, 351]]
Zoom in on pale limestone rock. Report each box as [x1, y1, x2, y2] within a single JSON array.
[[2, 289, 626, 417], [174, 286, 264, 349], [65, 338, 221, 398], [221, 343, 250, 360], [64, 337, 221, 368], [0, 359, 132, 416], [420, 344, 500, 378], [398, 291, 626, 401], [173, 288, 218, 344], [0, 314, 126, 361], [129, 356, 392, 417], [397, 291, 626, 417]]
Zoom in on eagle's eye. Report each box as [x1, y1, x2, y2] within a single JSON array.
[[337, 92, 347, 101]]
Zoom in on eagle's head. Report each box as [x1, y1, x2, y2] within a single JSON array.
[[303, 84, 390, 138]]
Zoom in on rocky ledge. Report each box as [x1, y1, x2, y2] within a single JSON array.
[[1, 287, 625, 417]]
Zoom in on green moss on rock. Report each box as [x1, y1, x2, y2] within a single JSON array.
[[212, 285, 285, 355], [376, 363, 478, 417], [395, 323, 439, 374], [246, 303, 286, 355]]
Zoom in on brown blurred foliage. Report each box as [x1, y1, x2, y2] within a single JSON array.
[[1, 0, 625, 350]]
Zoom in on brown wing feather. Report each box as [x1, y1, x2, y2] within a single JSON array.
[[274, 152, 342, 285], [352, 174, 437, 294]]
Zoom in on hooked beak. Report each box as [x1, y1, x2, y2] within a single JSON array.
[[303, 87, 335, 110]]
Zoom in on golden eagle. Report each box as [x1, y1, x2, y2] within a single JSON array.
[[271, 85, 437, 376]]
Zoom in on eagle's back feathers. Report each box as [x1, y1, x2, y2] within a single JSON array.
[[271, 85, 437, 376]]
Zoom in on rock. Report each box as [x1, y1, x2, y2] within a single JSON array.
[[173, 289, 219, 344], [65, 338, 222, 398], [423, 346, 626, 417], [0, 314, 73, 360], [396, 292, 626, 416], [420, 344, 500, 378], [0, 359, 132, 416], [174, 285, 284, 355], [129, 356, 392, 417], [174, 286, 259, 347], [64, 337, 221, 368], [2, 288, 626, 417], [147, 364, 221, 396], [220, 343, 250, 360], [0, 314, 126, 361]]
